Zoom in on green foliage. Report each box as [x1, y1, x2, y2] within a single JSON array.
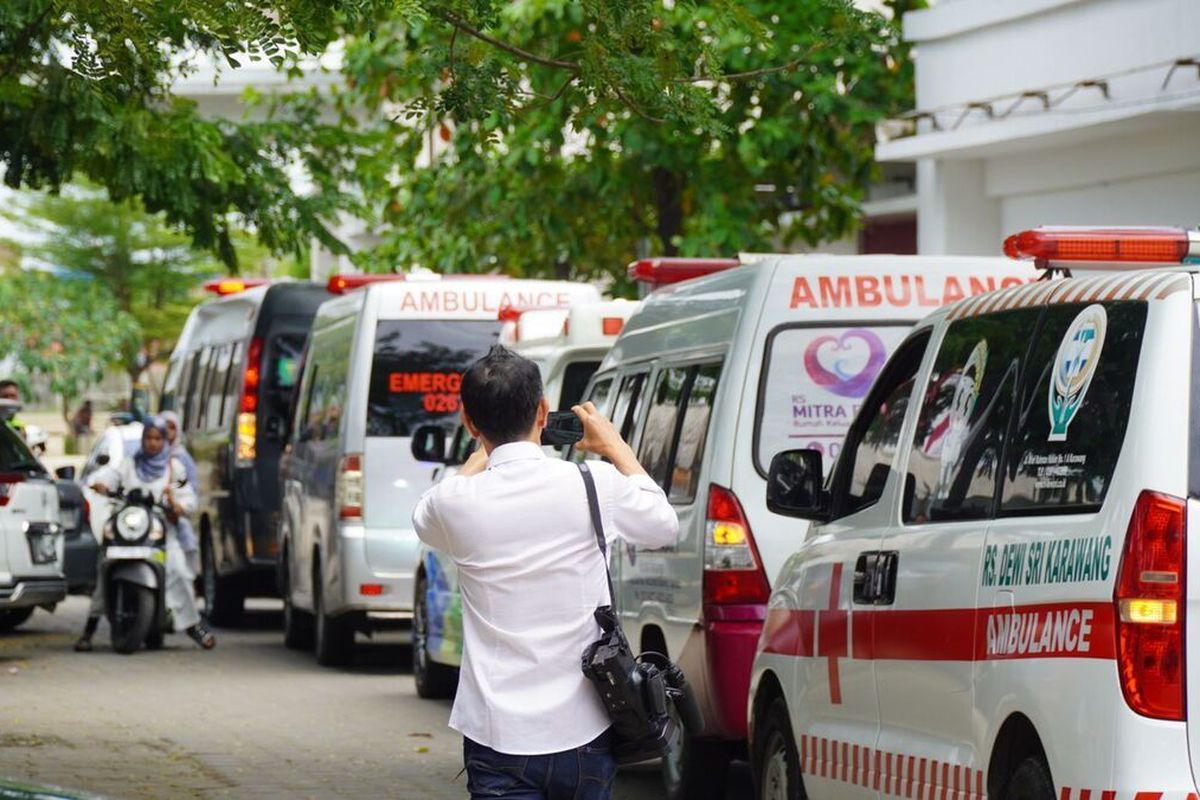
[[0, 0, 391, 267], [314, 0, 920, 290], [0, 270, 140, 406]]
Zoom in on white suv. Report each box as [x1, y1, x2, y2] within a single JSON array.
[[749, 226, 1200, 800], [0, 416, 65, 632]]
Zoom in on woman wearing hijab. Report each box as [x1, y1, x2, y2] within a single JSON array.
[[160, 410, 199, 557], [74, 417, 216, 651]]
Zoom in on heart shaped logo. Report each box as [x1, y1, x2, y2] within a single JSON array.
[[803, 328, 888, 399]]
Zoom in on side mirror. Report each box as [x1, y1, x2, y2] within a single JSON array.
[[95, 454, 110, 467], [411, 425, 448, 464], [55, 465, 77, 481], [766, 449, 828, 520]]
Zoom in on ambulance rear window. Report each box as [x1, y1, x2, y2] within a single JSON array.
[[367, 320, 501, 437], [1000, 301, 1147, 515], [755, 324, 911, 477]]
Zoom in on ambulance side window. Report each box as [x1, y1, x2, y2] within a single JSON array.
[[830, 331, 930, 519], [638, 367, 690, 487], [1001, 301, 1147, 515], [903, 308, 1038, 523], [669, 363, 721, 504]]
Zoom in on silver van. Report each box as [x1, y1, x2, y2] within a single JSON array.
[[279, 276, 600, 665]]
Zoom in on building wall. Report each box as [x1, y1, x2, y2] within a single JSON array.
[[879, 0, 1200, 255]]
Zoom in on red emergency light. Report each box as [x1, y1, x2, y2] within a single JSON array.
[[497, 304, 566, 323], [326, 274, 406, 294], [204, 278, 271, 296], [1003, 227, 1199, 265], [628, 257, 741, 286]]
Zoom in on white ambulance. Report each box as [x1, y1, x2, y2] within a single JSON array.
[[277, 274, 599, 666], [410, 298, 640, 698], [749, 226, 1200, 800], [578, 255, 1028, 799]]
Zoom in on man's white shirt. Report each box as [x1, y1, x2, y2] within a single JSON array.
[[412, 441, 679, 755]]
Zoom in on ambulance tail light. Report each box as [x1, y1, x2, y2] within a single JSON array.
[[703, 484, 771, 609], [235, 337, 264, 467], [1115, 490, 1187, 721], [628, 257, 741, 286], [601, 317, 625, 336], [1003, 227, 1198, 264], [336, 454, 364, 521]]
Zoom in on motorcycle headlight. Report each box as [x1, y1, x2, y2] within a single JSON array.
[[116, 506, 151, 542]]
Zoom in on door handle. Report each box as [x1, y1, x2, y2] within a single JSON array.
[[853, 551, 900, 605]]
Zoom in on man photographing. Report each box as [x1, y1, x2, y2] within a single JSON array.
[[413, 346, 678, 800]]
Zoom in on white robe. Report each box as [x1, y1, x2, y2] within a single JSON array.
[[91, 457, 201, 631]]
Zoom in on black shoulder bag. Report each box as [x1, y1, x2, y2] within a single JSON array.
[[576, 462, 703, 764]]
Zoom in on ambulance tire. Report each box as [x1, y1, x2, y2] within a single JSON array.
[[1005, 758, 1054, 800], [413, 571, 457, 699], [753, 697, 805, 800], [313, 560, 355, 667], [661, 720, 731, 800]]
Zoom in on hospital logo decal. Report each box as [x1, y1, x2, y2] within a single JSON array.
[[1048, 304, 1107, 442], [803, 328, 888, 399]]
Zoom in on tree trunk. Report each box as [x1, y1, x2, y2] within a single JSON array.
[[651, 167, 684, 256]]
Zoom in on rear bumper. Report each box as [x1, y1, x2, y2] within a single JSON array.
[[0, 575, 68, 609], [701, 606, 767, 740], [326, 524, 418, 616]]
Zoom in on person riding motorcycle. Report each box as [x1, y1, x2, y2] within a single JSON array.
[[74, 416, 216, 651]]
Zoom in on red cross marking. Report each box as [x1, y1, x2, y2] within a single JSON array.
[[818, 562, 849, 704]]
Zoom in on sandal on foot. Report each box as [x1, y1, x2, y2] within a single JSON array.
[[73, 637, 93, 653], [186, 624, 216, 649]]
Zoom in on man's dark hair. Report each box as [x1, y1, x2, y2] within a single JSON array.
[[0, 379, 18, 393], [460, 346, 543, 445]]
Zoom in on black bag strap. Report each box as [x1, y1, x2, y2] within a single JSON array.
[[577, 462, 616, 605]]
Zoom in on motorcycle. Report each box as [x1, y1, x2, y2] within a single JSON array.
[[98, 487, 170, 654]]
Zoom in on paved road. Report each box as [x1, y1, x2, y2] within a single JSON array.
[[0, 597, 752, 799]]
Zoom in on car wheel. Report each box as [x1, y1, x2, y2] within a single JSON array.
[[313, 561, 353, 667], [753, 697, 805, 800], [661, 708, 730, 800], [282, 545, 314, 651], [202, 533, 245, 628], [1005, 757, 1055, 800], [413, 571, 457, 699], [0, 607, 35, 633]]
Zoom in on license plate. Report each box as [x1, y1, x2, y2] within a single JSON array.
[[105, 546, 164, 563]]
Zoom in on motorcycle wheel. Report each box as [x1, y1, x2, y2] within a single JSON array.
[[109, 581, 155, 654]]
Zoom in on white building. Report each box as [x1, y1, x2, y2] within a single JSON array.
[[877, 0, 1200, 256]]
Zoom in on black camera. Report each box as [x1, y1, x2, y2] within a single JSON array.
[[541, 410, 584, 447], [581, 607, 703, 764]]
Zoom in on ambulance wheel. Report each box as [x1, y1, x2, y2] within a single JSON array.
[[0, 607, 34, 632], [202, 534, 245, 628], [281, 544, 314, 651], [753, 697, 805, 800], [313, 561, 354, 667], [1005, 758, 1054, 800], [662, 711, 730, 800], [413, 571, 457, 699]]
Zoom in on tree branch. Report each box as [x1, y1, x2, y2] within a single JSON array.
[[610, 83, 665, 124], [431, 10, 579, 72], [674, 49, 820, 83], [0, 3, 55, 83]]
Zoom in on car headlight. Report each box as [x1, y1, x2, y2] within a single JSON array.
[[116, 506, 151, 542]]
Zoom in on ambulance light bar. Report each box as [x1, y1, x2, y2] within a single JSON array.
[[628, 257, 741, 286], [1003, 227, 1200, 265], [326, 274, 405, 294], [204, 278, 271, 296]]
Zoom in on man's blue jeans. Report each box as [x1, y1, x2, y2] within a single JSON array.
[[463, 728, 617, 800]]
